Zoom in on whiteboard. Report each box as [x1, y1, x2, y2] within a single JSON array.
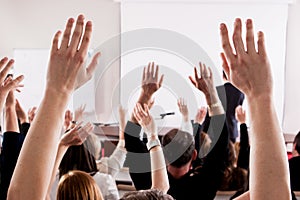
[[120, 2, 288, 128]]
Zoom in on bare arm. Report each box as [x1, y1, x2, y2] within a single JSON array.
[[7, 14, 100, 200], [220, 18, 290, 200], [133, 103, 169, 194], [4, 91, 19, 133]]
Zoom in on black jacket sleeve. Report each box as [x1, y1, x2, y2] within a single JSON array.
[[237, 123, 250, 170], [124, 121, 151, 190]]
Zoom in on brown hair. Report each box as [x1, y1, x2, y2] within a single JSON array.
[[57, 170, 103, 200]]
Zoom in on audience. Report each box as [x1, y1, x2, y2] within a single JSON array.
[[0, 12, 294, 200]]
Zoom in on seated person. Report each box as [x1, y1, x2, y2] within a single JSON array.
[[289, 131, 300, 192]]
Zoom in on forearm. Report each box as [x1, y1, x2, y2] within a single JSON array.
[[131, 92, 152, 123], [206, 90, 224, 116], [5, 107, 19, 132], [8, 89, 71, 200], [150, 145, 169, 194], [248, 96, 290, 200], [47, 143, 68, 199]]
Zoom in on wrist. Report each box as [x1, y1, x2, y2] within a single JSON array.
[[147, 137, 161, 151]]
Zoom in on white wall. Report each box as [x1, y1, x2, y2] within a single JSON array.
[[283, 0, 300, 134], [0, 0, 120, 123]]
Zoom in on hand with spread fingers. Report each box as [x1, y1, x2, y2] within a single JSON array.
[[133, 103, 157, 139], [177, 98, 189, 122], [46, 14, 100, 95], [194, 106, 207, 125], [141, 62, 164, 97], [220, 18, 272, 99], [189, 62, 219, 107]]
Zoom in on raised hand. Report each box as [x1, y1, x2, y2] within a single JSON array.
[[74, 104, 86, 122], [46, 14, 100, 95], [60, 122, 93, 147], [64, 110, 73, 131], [220, 18, 272, 99], [133, 103, 157, 139], [27, 106, 37, 123], [0, 60, 24, 111], [194, 106, 207, 125], [188, 62, 218, 106], [15, 99, 28, 124], [141, 62, 164, 97], [235, 105, 246, 124], [177, 98, 189, 122]]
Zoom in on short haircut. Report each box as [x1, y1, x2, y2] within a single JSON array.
[[161, 129, 195, 168], [57, 170, 103, 200], [120, 189, 174, 200]]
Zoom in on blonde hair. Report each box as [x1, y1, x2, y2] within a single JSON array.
[[57, 170, 104, 200]]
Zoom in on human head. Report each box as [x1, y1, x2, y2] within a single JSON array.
[[162, 129, 196, 168], [293, 131, 300, 156], [57, 170, 103, 200], [59, 135, 98, 178], [120, 189, 174, 200]]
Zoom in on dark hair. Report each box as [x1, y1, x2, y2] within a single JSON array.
[[294, 131, 300, 154], [59, 135, 98, 178], [120, 189, 174, 200], [161, 129, 195, 168], [57, 170, 103, 200]]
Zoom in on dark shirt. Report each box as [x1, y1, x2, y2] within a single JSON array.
[[289, 155, 300, 191], [125, 114, 229, 200]]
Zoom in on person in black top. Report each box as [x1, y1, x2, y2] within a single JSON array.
[[289, 131, 300, 192]]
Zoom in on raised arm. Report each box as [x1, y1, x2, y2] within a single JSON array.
[[46, 122, 92, 200], [220, 18, 290, 200], [131, 62, 164, 123], [7, 14, 100, 200], [97, 105, 127, 178], [133, 103, 169, 193], [177, 98, 193, 133]]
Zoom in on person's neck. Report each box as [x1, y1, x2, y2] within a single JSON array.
[[167, 162, 192, 179]]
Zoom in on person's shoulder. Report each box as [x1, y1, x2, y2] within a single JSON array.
[[289, 156, 300, 164]]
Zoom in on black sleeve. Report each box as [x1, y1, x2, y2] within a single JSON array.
[[237, 123, 250, 170], [20, 122, 30, 136], [202, 114, 229, 178], [124, 121, 151, 190], [0, 132, 23, 199]]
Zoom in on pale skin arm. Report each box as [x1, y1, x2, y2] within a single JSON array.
[[4, 90, 19, 132], [7, 14, 100, 200], [133, 103, 169, 194], [220, 18, 290, 200], [131, 62, 164, 123]]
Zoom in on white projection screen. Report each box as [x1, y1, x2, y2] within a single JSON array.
[[120, 1, 289, 131]]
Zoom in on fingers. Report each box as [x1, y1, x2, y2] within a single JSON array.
[[78, 20, 93, 56], [5, 75, 24, 92], [51, 31, 61, 53], [86, 52, 100, 78], [0, 59, 15, 83], [257, 31, 267, 56], [158, 74, 164, 88], [69, 15, 85, 54], [220, 52, 230, 78], [220, 23, 235, 62], [188, 76, 197, 87], [60, 18, 75, 49], [232, 18, 246, 57], [245, 19, 256, 55]]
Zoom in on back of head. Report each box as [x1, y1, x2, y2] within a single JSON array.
[[59, 135, 98, 178], [57, 170, 103, 200], [120, 189, 174, 200], [162, 129, 195, 168], [294, 131, 300, 154]]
